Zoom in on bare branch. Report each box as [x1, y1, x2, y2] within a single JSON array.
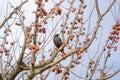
[[102, 0, 116, 17], [98, 68, 120, 80], [95, 0, 101, 17], [0, 0, 28, 29]]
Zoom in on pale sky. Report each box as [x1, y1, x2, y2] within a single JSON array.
[[0, 0, 120, 80]]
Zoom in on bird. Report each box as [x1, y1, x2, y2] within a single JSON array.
[[53, 34, 63, 52]]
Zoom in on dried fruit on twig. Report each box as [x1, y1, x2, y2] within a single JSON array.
[[31, 44, 39, 52], [82, 4, 87, 9], [77, 53, 82, 59], [36, 11, 41, 16], [79, 10, 84, 14], [71, 8, 76, 13], [15, 21, 22, 26], [79, 48, 84, 53], [26, 39, 32, 44], [89, 60, 95, 65], [113, 46, 117, 51], [35, 0, 40, 4], [69, 34, 74, 41], [60, 52, 65, 57]]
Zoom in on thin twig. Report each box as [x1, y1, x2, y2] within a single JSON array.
[[0, 0, 28, 29]]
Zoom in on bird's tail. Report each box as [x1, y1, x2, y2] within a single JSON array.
[[61, 49, 64, 53]]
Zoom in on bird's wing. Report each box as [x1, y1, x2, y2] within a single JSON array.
[[57, 37, 63, 45]]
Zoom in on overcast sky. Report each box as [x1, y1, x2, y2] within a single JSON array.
[[0, 0, 120, 80]]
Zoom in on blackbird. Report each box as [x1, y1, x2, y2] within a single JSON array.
[[53, 34, 63, 52]]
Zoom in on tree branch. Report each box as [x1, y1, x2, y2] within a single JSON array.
[[98, 68, 120, 80], [0, 0, 28, 29], [7, 31, 27, 80], [102, 0, 116, 17], [95, 0, 101, 18]]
